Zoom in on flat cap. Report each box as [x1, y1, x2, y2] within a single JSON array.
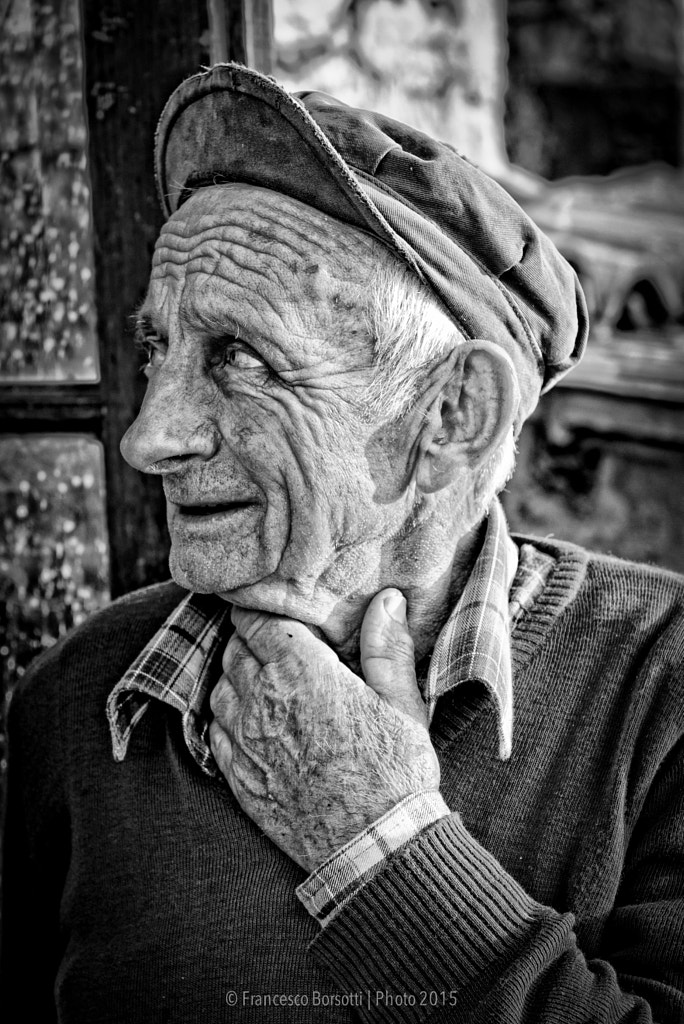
[[155, 63, 588, 427]]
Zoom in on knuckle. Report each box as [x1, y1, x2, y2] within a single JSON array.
[[234, 608, 272, 644], [365, 620, 414, 662], [222, 632, 245, 672], [238, 705, 264, 744], [209, 720, 232, 763], [209, 676, 230, 715], [385, 618, 414, 657]]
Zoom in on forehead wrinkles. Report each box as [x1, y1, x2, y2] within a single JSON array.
[[151, 187, 381, 302]]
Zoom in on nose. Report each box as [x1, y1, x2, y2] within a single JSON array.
[[120, 362, 220, 473]]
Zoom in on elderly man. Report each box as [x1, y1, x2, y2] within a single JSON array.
[[2, 64, 683, 1023]]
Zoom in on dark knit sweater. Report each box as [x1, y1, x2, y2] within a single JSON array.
[[2, 536, 683, 1023]]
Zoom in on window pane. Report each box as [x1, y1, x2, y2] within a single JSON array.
[[0, 435, 110, 720], [0, 0, 99, 381]]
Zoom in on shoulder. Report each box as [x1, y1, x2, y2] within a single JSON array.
[[516, 534, 684, 726], [516, 532, 684, 626], [579, 547, 684, 692], [6, 581, 187, 819]]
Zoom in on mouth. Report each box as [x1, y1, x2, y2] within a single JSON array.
[[174, 500, 257, 518]]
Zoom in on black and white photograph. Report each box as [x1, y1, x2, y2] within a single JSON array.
[[1, 1, 683, 1020]]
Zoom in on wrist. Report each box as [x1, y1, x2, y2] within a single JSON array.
[[297, 790, 450, 925]]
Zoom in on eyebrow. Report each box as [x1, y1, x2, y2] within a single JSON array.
[[182, 298, 241, 338], [133, 300, 164, 336], [134, 297, 243, 339]]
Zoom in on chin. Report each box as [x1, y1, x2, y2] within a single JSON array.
[[216, 579, 335, 628], [168, 543, 263, 595]]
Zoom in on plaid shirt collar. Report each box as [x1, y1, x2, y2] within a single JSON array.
[[107, 499, 551, 772], [107, 592, 231, 777], [423, 498, 517, 758]]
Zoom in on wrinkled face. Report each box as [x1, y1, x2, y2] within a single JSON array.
[[120, 185, 418, 614]]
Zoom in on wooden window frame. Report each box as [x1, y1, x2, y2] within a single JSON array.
[[0, 0, 273, 599]]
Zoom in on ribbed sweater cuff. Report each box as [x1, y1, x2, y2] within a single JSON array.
[[309, 812, 540, 1020]]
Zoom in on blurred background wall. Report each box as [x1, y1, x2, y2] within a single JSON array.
[[1, 0, 684, 775], [271, 0, 684, 574]]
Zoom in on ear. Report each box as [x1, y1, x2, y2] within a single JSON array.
[[415, 341, 519, 495]]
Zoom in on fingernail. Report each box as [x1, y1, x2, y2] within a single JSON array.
[[383, 590, 406, 622]]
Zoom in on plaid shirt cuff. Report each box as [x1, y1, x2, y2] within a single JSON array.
[[296, 791, 450, 927]]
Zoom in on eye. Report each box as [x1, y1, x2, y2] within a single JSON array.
[[137, 332, 167, 374], [223, 343, 264, 371]]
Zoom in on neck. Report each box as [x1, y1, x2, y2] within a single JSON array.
[[324, 519, 483, 671], [225, 508, 485, 674]]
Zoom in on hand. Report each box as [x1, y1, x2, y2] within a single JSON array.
[[208, 589, 440, 872]]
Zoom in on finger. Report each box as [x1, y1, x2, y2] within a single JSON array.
[[208, 718, 233, 776], [360, 588, 427, 726], [231, 606, 337, 669], [209, 673, 241, 727], [221, 633, 261, 700]]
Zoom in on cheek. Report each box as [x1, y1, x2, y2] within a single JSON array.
[[220, 389, 360, 489], [215, 392, 288, 477], [216, 388, 390, 552]]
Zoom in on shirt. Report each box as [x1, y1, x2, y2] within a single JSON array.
[[107, 500, 554, 925]]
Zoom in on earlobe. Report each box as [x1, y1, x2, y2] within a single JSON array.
[[415, 341, 519, 495]]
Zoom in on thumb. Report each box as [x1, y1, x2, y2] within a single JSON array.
[[360, 589, 427, 726]]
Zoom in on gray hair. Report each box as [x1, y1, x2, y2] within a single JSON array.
[[363, 255, 517, 525]]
